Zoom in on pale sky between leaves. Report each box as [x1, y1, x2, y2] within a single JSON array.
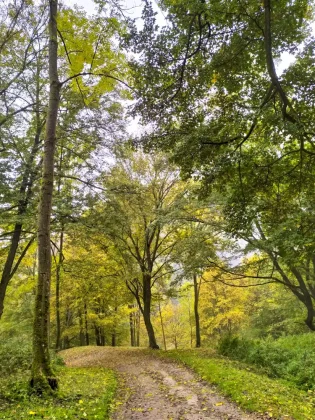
[[65, 0, 299, 74], [64, 0, 302, 140]]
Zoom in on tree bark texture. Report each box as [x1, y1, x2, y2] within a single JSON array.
[[255, 221, 315, 331], [95, 325, 105, 346], [136, 308, 140, 346], [188, 297, 193, 348], [111, 304, 117, 346], [84, 303, 89, 345], [142, 274, 159, 349], [31, 0, 60, 393], [55, 225, 64, 350], [193, 274, 201, 348], [129, 304, 136, 346], [159, 301, 167, 350], [79, 311, 85, 346]]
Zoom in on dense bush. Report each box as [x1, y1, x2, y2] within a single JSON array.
[[0, 336, 64, 375], [0, 336, 32, 374], [218, 333, 315, 389]]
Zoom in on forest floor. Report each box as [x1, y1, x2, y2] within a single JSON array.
[[61, 346, 266, 420]]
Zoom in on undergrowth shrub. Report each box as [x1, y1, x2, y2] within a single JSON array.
[[0, 335, 64, 376], [218, 335, 251, 359], [217, 333, 315, 389], [0, 336, 32, 374]]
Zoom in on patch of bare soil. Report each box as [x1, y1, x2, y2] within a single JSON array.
[[61, 347, 266, 420]]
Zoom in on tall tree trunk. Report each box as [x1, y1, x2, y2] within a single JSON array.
[[158, 301, 167, 350], [84, 303, 89, 345], [136, 308, 140, 347], [100, 328, 105, 346], [188, 296, 193, 348], [129, 304, 135, 346], [304, 298, 315, 331], [174, 335, 177, 349], [31, 0, 60, 393], [55, 225, 64, 351], [55, 139, 64, 350], [142, 275, 159, 349], [193, 274, 201, 348], [95, 325, 101, 346], [111, 305, 117, 346], [79, 311, 85, 346]]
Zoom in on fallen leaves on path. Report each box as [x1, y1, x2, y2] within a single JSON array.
[[61, 347, 269, 420]]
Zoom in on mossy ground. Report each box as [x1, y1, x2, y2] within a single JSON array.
[[0, 366, 116, 419], [158, 349, 315, 420]]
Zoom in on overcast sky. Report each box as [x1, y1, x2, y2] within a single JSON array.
[[65, 0, 147, 20]]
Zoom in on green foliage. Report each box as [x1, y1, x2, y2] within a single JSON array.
[[0, 336, 32, 375], [2, 0, 315, 413], [128, 0, 315, 331], [217, 335, 245, 357], [161, 349, 315, 419], [0, 335, 64, 376], [0, 367, 116, 419], [217, 333, 315, 390], [58, 6, 128, 101]]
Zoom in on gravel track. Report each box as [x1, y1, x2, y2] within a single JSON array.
[[61, 347, 266, 420]]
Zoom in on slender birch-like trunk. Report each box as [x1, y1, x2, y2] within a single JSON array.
[[55, 225, 64, 350], [31, 0, 60, 393], [193, 274, 201, 348], [158, 301, 167, 350]]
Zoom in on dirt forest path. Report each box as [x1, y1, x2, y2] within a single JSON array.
[[61, 347, 266, 420]]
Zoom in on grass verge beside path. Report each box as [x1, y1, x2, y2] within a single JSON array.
[[158, 349, 315, 420], [0, 367, 116, 420]]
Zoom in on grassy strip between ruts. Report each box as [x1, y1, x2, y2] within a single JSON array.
[[0, 367, 116, 420], [157, 349, 315, 420]]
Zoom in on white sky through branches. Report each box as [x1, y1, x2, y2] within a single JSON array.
[[65, 0, 299, 72]]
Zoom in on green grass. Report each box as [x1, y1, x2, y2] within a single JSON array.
[[218, 333, 315, 389], [158, 349, 315, 420], [0, 367, 117, 420]]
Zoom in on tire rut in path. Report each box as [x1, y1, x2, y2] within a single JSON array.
[[62, 347, 266, 420]]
